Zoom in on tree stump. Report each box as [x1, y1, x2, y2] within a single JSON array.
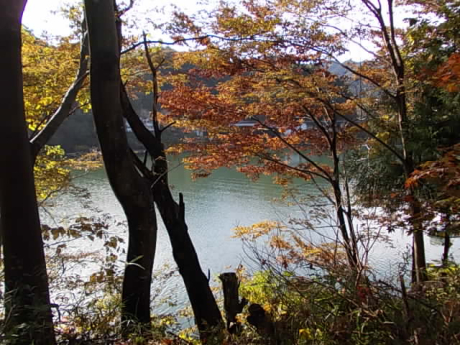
[[219, 272, 248, 334]]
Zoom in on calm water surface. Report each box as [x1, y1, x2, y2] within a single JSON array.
[[42, 156, 460, 312]]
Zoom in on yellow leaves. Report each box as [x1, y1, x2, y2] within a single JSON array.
[[66, 149, 103, 171], [273, 175, 290, 186], [120, 46, 174, 97], [233, 221, 285, 240], [34, 146, 98, 203], [270, 235, 292, 250], [299, 327, 324, 341], [215, 1, 282, 41], [34, 145, 71, 201], [22, 28, 86, 130], [375, 131, 390, 142]]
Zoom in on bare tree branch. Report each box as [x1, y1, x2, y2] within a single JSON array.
[[30, 24, 90, 161]]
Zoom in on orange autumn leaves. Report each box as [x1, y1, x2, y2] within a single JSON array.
[[432, 53, 460, 92], [406, 143, 460, 202], [160, 56, 357, 182]]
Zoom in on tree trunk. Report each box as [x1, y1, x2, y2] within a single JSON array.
[[121, 86, 224, 341], [442, 213, 451, 267], [334, 186, 359, 268], [121, 204, 157, 326], [0, 1, 56, 343], [84, 0, 157, 329], [219, 272, 247, 334], [358, 0, 428, 284], [153, 183, 224, 341], [442, 232, 450, 267], [407, 187, 427, 283]]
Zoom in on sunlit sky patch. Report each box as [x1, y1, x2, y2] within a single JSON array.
[[22, 0, 414, 62]]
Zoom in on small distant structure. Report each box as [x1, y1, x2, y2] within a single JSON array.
[[231, 119, 258, 128]]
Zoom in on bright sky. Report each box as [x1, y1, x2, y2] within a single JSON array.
[[23, 0, 75, 36], [23, 0, 202, 37], [22, 0, 412, 62]]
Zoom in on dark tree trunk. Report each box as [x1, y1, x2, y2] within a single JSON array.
[[153, 181, 224, 341], [442, 231, 450, 267], [442, 213, 451, 267], [121, 85, 224, 340], [121, 204, 157, 325], [84, 0, 157, 329], [219, 272, 247, 334], [408, 194, 427, 283], [0, 1, 56, 343], [330, 118, 360, 270]]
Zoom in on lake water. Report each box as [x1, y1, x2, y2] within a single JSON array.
[[42, 155, 460, 313]]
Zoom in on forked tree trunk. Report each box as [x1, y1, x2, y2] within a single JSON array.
[[0, 1, 56, 343], [152, 163, 225, 341], [84, 0, 157, 329], [333, 183, 359, 269], [121, 90, 224, 341]]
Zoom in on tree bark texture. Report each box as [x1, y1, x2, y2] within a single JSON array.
[[84, 0, 157, 328], [331, 147, 359, 270], [153, 184, 224, 340], [0, 1, 56, 343], [121, 86, 224, 340], [408, 190, 427, 283], [219, 272, 247, 334]]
